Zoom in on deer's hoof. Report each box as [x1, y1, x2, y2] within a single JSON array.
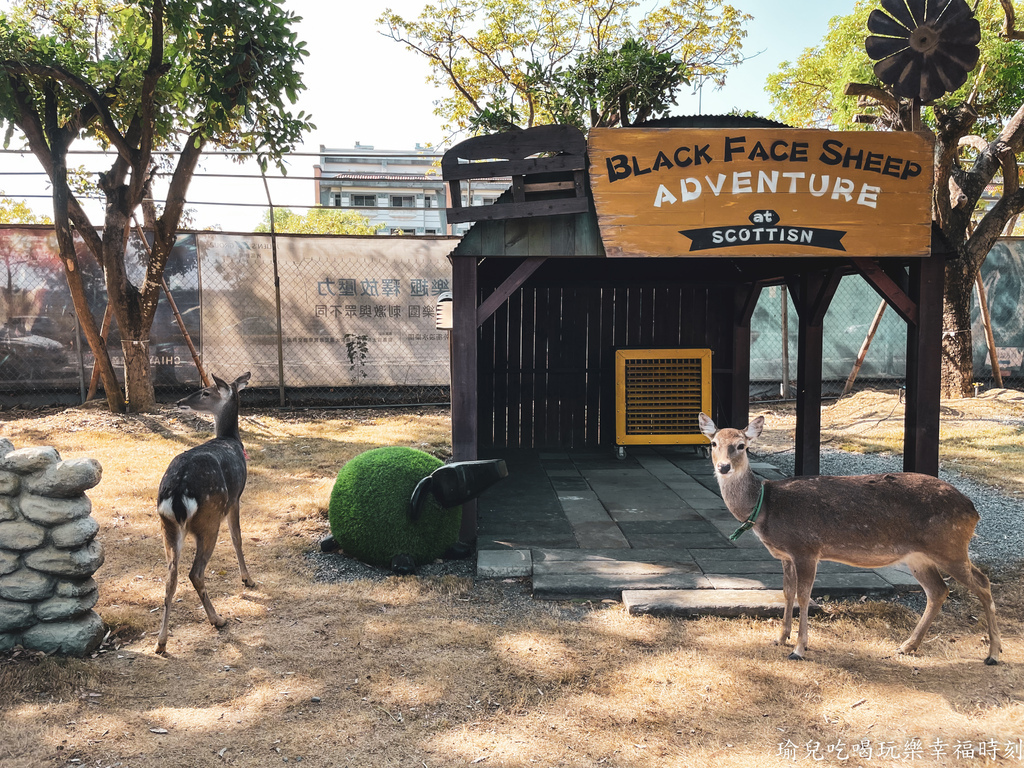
[[787, 652, 805, 661], [985, 656, 999, 666], [213, 616, 227, 628], [242, 577, 257, 588], [155, 643, 167, 655]]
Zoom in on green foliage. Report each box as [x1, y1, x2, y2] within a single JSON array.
[[765, 0, 1024, 135], [0, 194, 52, 224], [253, 207, 386, 235], [327, 447, 462, 568], [493, 38, 690, 133], [0, 0, 314, 168], [380, 0, 749, 135]]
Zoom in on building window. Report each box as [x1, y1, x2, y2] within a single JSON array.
[[424, 229, 437, 235], [391, 227, 414, 236], [390, 195, 415, 208], [330, 192, 342, 207], [351, 194, 376, 207], [424, 195, 436, 208]]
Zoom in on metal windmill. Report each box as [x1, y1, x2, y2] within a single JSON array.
[[865, 0, 981, 128]]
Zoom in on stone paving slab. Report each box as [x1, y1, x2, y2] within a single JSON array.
[[532, 547, 698, 563], [626, 533, 735, 549], [704, 571, 895, 595], [604, 506, 705, 523], [550, 478, 590, 491], [571, 521, 630, 549], [534, 572, 713, 600], [623, 589, 820, 618], [477, 549, 532, 578], [556, 493, 613, 522], [477, 449, 909, 603], [874, 564, 921, 588], [533, 559, 701, 577], [480, 534, 579, 550], [687, 547, 778, 562], [617, 520, 724, 536]]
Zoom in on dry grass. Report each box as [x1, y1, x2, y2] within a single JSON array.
[[1, 395, 1024, 768]]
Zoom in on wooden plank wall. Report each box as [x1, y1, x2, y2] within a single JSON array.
[[478, 259, 737, 449]]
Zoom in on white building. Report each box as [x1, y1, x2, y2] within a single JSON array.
[[314, 143, 507, 236]]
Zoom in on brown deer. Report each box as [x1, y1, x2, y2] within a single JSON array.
[[156, 373, 254, 653], [698, 412, 1001, 665]]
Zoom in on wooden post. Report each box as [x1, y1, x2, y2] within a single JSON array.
[[788, 270, 841, 476], [975, 272, 1003, 388], [730, 284, 761, 429], [452, 255, 479, 543], [842, 299, 887, 396], [904, 254, 945, 476], [780, 285, 790, 398], [260, 174, 287, 407], [86, 303, 115, 401]]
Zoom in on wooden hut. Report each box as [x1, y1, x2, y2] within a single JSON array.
[[442, 122, 946, 542]]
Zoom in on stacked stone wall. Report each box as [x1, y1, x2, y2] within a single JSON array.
[[0, 437, 105, 656]]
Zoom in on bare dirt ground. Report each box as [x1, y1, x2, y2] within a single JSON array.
[[1, 393, 1023, 768]]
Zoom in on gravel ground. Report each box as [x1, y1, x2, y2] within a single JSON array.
[[305, 544, 477, 584], [753, 446, 1024, 572]]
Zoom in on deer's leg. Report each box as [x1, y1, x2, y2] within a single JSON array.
[[942, 559, 1002, 665], [189, 510, 227, 629], [227, 500, 256, 588], [156, 519, 182, 654], [899, 556, 948, 656], [789, 558, 818, 660], [778, 557, 797, 646]]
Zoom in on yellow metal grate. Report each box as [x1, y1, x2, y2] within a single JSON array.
[[615, 349, 712, 445]]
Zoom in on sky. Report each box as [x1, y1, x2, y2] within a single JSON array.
[[1, 0, 859, 232]]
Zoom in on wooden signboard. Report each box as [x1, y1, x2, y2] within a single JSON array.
[[588, 128, 934, 258]]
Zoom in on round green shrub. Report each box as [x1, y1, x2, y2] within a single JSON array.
[[327, 446, 462, 568]]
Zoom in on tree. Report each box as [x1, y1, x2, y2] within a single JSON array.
[[379, 0, 749, 134], [0, 0, 313, 412], [765, 0, 1024, 398], [0, 194, 52, 225], [254, 207, 386, 236]]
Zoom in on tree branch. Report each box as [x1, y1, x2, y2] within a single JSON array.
[[1, 60, 132, 158], [1001, 0, 1024, 39]]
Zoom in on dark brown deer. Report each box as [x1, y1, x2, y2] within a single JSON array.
[[156, 373, 254, 653], [698, 412, 1001, 665]]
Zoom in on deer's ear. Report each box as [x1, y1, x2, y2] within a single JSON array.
[[698, 412, 717, 438], [745, 416, 764, 440], [233, 372, 252, 391], [213, 375, 229, 391]]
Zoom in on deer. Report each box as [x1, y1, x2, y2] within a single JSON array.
[[156, 373, 254, 654], [697, 412, 1001, 665]]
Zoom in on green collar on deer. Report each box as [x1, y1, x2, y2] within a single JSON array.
[[729, 482, 766, 541]]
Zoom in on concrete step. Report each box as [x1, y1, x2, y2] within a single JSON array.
[[623, 588, 819, 618]]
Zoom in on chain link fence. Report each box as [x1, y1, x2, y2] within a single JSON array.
[[3, 225, 1023, 409], [749, 238, 1024, 402], [0, 227, 455, 407], [750, 276, 909, 401]]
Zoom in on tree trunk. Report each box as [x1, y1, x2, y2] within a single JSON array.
[[121, 337, 156, 411], [941, 258, 975, 398], [100, 194, 161, 413]]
